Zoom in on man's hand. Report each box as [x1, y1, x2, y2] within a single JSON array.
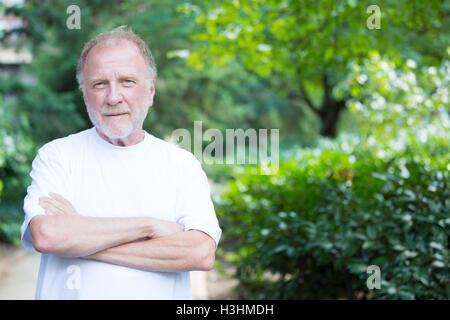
[[39, 192, 79, 216]]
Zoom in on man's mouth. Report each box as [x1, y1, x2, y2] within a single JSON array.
[[104, 113, 128, 117]]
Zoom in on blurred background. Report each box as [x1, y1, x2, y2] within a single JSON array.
[[0, 0, 448, 299]]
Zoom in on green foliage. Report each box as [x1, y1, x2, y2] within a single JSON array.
[[187, 0, 449, 136], [0, 95, 34, 244], [215, 47, 449, 299], [342, 52, 450, 145], [189, 0, 448, 83], [0, 77, 85, 145], [216, 137, 449, 299]]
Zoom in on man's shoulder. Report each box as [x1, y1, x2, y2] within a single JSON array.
[[38, 128, 93, 154], [147, 133, 201, 167]]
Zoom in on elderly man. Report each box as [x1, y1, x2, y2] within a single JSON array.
[[20, 26, 221, 299]]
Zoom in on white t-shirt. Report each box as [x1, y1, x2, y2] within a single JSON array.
[[20, 127, 222, 300]]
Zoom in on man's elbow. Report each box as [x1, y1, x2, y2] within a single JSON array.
[[196, 236, 216, 271], [30, 216, 56, 254], [200, 251, 216, 271]]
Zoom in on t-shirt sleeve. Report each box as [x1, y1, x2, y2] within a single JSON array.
[[174, 151, 222, 248], [21, 142, 70, 251]]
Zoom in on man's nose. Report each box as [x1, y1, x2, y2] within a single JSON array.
[[105, 83, 123, 106]]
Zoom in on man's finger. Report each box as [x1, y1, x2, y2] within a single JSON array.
[[48, 192, 78, 215], [39, 197, 65, 216], [39, 198, 59, 211], [49, 193, 73, 207], [41, 196, 67, 213], [43, 207, 58, 216]]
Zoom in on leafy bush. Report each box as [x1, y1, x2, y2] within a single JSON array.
[[0, 94, 34, 245], [215, 53, 449, 300], [215, 137, 449, 299]]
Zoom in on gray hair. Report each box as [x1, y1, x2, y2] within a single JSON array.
[[76, 25, 157, 91]]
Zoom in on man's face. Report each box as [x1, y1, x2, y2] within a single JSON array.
[[82, 39, 155, 142]]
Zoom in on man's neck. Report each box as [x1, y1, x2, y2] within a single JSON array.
[[96, 127, 145, 147]]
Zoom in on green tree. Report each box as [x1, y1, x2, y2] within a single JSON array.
[[187, 0, 449, 137]]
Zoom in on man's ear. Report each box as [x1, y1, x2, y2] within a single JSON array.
[[82, 92, 88, 108], [150, 78, 155, 95], [148, 78, 156, 106]]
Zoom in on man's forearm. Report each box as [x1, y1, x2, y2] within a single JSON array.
[[30, 215, 153, 257], [84, 230, 216, 272], [32, 192, 184, 258]]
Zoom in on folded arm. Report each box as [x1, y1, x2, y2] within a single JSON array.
[[31, 193, 216, 272], [31, 215, 153, 258], [83, 230, 216, 272], [30, 193, 183, 258]]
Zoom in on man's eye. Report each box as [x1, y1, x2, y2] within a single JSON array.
[[93, 82, 105, 88], [123, 80, 135, 86]]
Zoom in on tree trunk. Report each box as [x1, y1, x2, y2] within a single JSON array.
[[318, 99, 346, 137], [318, 73, 346, 138], [298, 73, 347, 138]]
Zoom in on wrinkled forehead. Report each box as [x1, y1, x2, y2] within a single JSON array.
[[84, 39, 147, 75]]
